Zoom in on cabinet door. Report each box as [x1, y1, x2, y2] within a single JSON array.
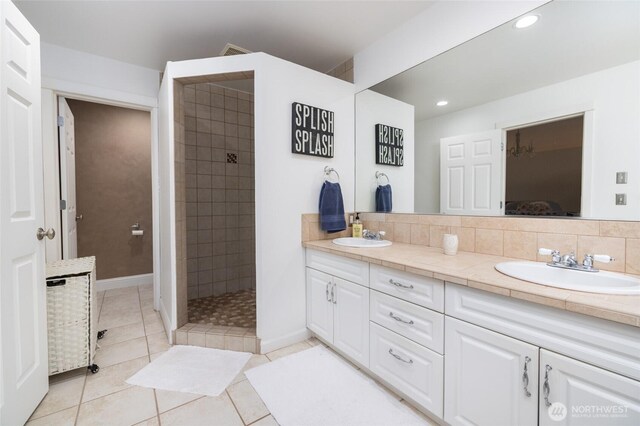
[[306, 268, 333, 343], [333, 277, 369, 368], [539, 349, 640, 426], [445, 317, 538, 426]]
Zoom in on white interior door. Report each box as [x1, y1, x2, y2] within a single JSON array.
[[58, 97, 77, 259], [0, 2, 48, 424], [440, 129, 503, 215]]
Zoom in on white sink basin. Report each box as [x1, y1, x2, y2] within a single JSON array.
[[495, 261, 640, 295], [332, 237, 392, 248]]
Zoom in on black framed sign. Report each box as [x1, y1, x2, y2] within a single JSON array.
[[375, 123, 404, 166], [292, 102, 334, 158]]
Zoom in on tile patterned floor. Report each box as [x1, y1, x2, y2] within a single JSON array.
[[188, 289, 256, 328], [28, 284, 433, 426]]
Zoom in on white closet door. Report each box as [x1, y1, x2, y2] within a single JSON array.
[[333, 277, 369, 368], [445, 317, 538, 426], [440, 129, 502, 215], [539, 349, 640, 426], [0, 1, 48, 424], [306, 268, 334, 343]]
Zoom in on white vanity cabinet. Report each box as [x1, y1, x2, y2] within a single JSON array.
[[445, 316, 539, 426], [305, 251, 370, 368], [304, 248, 640, 425], [539, 349, 640, 426], [445, 284, 640, 426]]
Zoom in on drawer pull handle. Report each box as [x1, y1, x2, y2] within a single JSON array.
[[326, 282, 331, 302], [389, 279, 414, 290], [388, 348, 413, 364], [522, 356, 531, 397], [389, 311, 414, 325], [543, 364, 552, 407]]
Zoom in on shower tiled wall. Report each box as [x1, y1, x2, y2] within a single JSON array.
[[184, 82, 255, 300]]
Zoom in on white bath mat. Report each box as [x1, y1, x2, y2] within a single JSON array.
[[245, 345, 430, 426], [126, 345, 251, 396]]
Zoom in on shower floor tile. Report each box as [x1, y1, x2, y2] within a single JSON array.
[[188, 289, 256, 328]]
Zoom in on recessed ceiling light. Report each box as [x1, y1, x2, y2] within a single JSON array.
[[436, 100, 448, 107], [514, 15, 539, 29]]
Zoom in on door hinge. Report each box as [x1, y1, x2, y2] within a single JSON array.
[[57, 116, 64, 127], [501, 142, 504, 151], [500, 201, 503, 209], [60, 199, 67, 210]]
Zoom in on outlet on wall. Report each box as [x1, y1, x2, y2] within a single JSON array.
[[615, 193, 627, 205], [616, 172, 628, 184]]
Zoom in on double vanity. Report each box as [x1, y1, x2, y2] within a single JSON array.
[[303, 240, 640, 425]]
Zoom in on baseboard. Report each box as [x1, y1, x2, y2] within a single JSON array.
[[96, 273, 153, 292], [259, 327, 311, 354]]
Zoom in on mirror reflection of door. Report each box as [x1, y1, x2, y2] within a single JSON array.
[[439, 114, 584, 217], [505, 115, 583, 217]]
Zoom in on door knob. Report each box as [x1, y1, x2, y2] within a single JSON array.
[[36, 227, 56, 240], [76, 214, 83, 222]]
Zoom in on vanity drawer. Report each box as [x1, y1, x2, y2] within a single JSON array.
[[370, 264, 444, 312], [370, 322, 443, 417], [306, 249, 369, 286], [370, 290, 444, 354]]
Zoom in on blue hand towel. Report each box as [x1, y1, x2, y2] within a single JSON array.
[[319, 181, 346, 233], [376, 184, 392, 213]]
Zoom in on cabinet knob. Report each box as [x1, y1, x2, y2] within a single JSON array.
[[388, 279, 414, 290], [388, 348, 413, 364], [522, 356, 532, 397], [543, 364, 553, 407]]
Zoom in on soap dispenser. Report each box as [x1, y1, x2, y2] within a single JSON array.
[[352, 213, 363, 238]]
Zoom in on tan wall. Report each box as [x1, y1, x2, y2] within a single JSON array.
[[69, 100, 152, 280], [505, 116, 583, 213], [302, 213, 640, 275], [506, 148, 582, 213]]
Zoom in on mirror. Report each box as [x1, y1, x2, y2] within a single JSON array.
[[355, 0, 640, 220]]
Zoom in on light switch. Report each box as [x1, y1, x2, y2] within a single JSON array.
[[616, 172, 628, 184], [616, 193, 627, 205]]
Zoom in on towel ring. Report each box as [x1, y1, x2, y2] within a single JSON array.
[[324, 166, 340, 182], [376, 171, 390, 185]]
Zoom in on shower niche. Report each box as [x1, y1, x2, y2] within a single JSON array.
[[173, 73, 257, 351]]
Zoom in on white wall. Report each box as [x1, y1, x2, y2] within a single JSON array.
[[415, 61, 640, 220], [161, 53, 355, 351], [157, 69, 175, 340], [353, 1, 547, 89], [355, 90, 414, 213], [38, 42, 163, 312], [40, 43, 160, 105]]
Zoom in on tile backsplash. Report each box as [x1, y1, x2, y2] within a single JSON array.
[[301, 213, 640, 275]]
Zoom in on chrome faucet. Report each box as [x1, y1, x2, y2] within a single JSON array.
[[561, 253, 578, 267], [538, 248, 615, 273], [363, 229, 386, 240]]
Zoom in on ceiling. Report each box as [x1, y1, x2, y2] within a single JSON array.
[[371, 0, 640, 121], [14, 0, 434, 73]]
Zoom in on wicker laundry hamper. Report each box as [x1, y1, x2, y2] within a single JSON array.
[[46, 256, 103, 375]]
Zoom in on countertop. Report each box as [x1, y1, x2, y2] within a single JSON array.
[[303, 240, 640, 328]]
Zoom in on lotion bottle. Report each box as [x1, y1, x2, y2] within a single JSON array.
[[352, 213, 363, 238]]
